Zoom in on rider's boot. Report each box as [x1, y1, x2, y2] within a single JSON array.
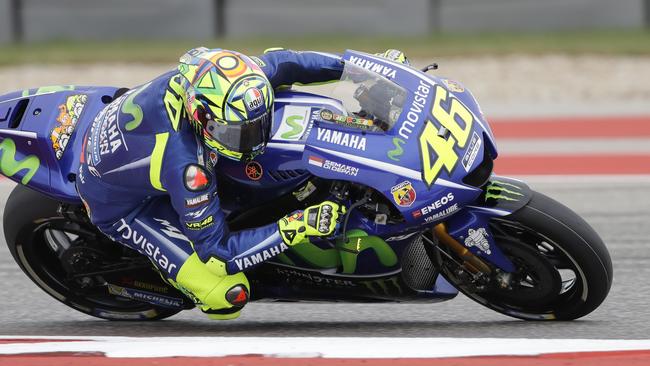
[[171, 253, 250, 320]]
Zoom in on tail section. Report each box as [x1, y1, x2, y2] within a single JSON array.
[[0, 86, 119, 202]]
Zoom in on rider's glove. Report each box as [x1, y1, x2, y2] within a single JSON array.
[[278, 201, 346, 246], [375, 49, 410, 66]]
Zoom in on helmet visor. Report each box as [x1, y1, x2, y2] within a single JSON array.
[[204, 111, 272, 154]]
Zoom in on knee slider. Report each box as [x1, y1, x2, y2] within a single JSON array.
[[201, 272, 250, 319]]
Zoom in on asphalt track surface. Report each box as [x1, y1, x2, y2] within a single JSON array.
[[0, 176, 648, 339]]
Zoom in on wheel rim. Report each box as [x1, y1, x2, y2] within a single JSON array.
[[17, 217, 174, 317], [440, 218, 588, 320]]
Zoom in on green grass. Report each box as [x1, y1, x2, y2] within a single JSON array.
[[1, 29, 649, 65]]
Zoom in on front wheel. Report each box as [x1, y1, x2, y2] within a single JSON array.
[[438, 191, 613, 320]]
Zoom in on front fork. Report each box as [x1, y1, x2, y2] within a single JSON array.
[[432, 176, 533, 274]]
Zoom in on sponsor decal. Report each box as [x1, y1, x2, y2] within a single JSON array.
[[412, 192, 455, 218], [107, 284, 183, 309], [185, 193, 210, 208], [387, 137, 405, 161], [234, 242, 290, 271], [281, 229, 297, 243], [323, 160, 359, 177], [273, 105, 311, 141], [308, 156, 324, 168], [185, 215, 214, 230], [397, 79, 431, 140], [390, 181, 416, 207], [286, 211, 304, 222], [184, 164, 211, 191], [245, 161, 263, 180], [462, 131, 482, 172], [463, 227, 491, 254], [122, 83, 150, 131], [0, 138, 40, 185], [154, 218, 191, 242], [88, 93, 129, 166], [243, 87, 264, 111], [318, 109, 374, 130], [115, 219, 178, 275], [348, 55, 397, 79], [185, 206, 209, 219], [485, 180, 524, 202], [119, 278, 170, 294], [423, 203, 459, 223], [308, 156, 359, 177], [316, 127, 367, 151], [443, 78, 465, 93], [51, 94, 87, 160]]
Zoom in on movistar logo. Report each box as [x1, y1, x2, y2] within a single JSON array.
[[0, 138, 40, 184], [485, 180, 524, 202], [123, 82, 151, 131], [279, 229, 398, 274], [387, 137, 405, 161], [280, 115, 305, 139]]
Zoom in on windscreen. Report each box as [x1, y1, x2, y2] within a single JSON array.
[[295, 61, 408, 132]]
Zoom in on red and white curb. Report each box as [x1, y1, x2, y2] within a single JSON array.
[[490, 115, 650, 175], [2, 336, 650, 365]]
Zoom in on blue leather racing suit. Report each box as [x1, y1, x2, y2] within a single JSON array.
[[76, 49, 343, 312]]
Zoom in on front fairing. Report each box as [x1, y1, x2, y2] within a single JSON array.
[[304, 50, 498, 227]]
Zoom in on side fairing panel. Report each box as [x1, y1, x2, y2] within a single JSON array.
[[0, 86, 118, 202]]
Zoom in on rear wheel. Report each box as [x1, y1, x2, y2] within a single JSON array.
[[4, 185, 186, 320], [437, 191, 613, 320]]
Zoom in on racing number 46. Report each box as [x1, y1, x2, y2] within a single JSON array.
[[419, 85, 474, 187]]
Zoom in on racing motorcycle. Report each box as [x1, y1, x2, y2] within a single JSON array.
[[0, 50, 612, 321]]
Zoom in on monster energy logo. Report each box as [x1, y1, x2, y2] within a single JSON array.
[[123, 83, 151, 131], [280, 115, 305, 139], [0, 138, 40, 184], [387, 137, 405, 161], [485, 180, 524, 202], [359, 276, 403, 296]]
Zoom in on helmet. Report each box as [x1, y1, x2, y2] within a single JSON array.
[[178, 47, 274, 161]]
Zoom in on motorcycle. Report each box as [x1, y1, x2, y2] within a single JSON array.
[[0, 50, 612, 321]]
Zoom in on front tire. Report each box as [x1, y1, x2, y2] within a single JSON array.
[[440, 191, 613, 320]]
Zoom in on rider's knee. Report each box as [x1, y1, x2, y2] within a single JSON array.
[[201, 275, 250, 320], [175, 254, 250, 320]]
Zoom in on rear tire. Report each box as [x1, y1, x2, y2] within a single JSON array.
[[440, 191, 613, 320], [4, 185, 182, 321]]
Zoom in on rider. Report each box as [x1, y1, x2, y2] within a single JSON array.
[[76, 47, 407, 319]]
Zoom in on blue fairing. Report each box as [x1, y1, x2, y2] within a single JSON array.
[[0, 86, 118, 203]]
